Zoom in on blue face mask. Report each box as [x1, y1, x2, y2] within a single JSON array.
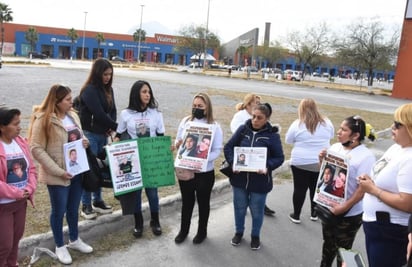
[[192, 108, 205, 119]]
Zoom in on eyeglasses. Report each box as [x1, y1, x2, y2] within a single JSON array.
[[393, 121, 403, 129]]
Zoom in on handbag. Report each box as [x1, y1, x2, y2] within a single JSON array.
[[314, 204, 346, 225], [82, 147, 113, 191], [219, 160, 233, 178], [175, 167, 195, 181]]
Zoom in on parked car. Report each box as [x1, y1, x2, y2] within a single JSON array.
[[111, 56, 126, 62], [188, 62, 203, 68], [283, 69, 302, 81], [28, 51, 47, 59]]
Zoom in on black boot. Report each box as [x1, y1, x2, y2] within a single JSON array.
[[175, 213, 191, 244], [193, 221, 207, 244], [150, 212, 162, 236], [133, 212, 143, 238]]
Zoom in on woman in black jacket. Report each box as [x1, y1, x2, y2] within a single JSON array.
[[224, 103, 284, 250], [77, 58, 118, 219]]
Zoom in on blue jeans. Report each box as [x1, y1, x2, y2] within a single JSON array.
[[232, 186, 267, 237], [47, 175, 83, 247], [363, 221, 408, 267], [135, 188, 159, 213], [81, 130, 107, 205]]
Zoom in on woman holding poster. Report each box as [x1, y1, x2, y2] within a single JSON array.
[[318, 116, 375, 267], [115, 80, 165, 238], [224, 103, 284, 250], [28, 85, 92, 265], [173, 92, 223, 245]]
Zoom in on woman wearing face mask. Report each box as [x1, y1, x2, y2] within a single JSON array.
[[173, 92, 223, 245], [318, 116, 375, 267]]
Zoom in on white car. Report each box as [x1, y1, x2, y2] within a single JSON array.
[[283, 69, 302, 81]]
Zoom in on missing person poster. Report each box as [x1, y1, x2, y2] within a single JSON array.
[[314, 150, 349, 209], [174, 121, 214, 172], [63, 139, 89, 176], [105, 140, 142, 196], [233, 146, 267, 172]]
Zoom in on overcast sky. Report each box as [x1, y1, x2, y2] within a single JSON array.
[[2, 0, 408, 43]]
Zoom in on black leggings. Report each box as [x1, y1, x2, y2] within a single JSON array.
[[177, 170, 215, 234], [291, 165, 319, 216]]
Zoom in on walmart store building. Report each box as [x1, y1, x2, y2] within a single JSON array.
[[3, 23, 207, 65]]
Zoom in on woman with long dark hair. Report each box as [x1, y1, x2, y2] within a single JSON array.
[[77, 58, 117, 219]]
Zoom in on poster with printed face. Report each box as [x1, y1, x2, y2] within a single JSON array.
[[313, 150, 349, 209], [105, 140, 143, 196], [233, 146, 267, 172], [63, 139, 89, 176], [174, 121, 214, 172]]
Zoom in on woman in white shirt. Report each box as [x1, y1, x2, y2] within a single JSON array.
[[285, 98, 334, 223], [359, 103, 412, 267], [173, 92, 223, 245]]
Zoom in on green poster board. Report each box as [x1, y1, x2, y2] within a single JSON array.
[[138, 136, 176, 188]]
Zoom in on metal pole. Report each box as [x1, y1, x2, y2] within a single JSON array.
[[137, 5, 144, 63], [203, 0, 210, 70], [81, 11, 88, 60]]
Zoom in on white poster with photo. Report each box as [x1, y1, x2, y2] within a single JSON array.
[[233, 146, 267, 172], [63, 139, 89, 176], [314, 150, 349, 209], [174, 121, 214, 172], [105, 140, 143, 196]]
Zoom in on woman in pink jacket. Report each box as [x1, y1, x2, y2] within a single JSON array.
[[0, 107, 37, 267]]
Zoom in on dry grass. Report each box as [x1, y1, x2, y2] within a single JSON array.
[[23, 88, 393, 239]]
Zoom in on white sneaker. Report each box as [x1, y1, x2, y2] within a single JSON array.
[[67, 238, 93, 253], [55, 246, 72, 265]]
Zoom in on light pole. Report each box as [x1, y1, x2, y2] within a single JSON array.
[[81, 11, 88, 60], [137, 5, 144, 63], [203, 0, 210, 70]]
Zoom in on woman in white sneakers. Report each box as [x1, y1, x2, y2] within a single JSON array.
[[28, 84, 93, 265]]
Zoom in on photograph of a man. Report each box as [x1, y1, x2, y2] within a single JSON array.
[[179, 134, 198, 157], [236, 153, 246, 165], [136, 122, 150, 137], [118, 155, 133, 175]]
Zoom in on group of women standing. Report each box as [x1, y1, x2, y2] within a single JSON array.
[[285, 97, 412, 267], [2, 57, 412, 266]]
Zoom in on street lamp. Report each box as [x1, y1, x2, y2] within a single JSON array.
[[137, 5, 144, 63], [203, 0, 210, 70], [81, 11, 88, 60]]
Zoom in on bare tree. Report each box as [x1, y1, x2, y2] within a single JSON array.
[[286, 22, 331, 79], [333, 17, 399, 86]]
